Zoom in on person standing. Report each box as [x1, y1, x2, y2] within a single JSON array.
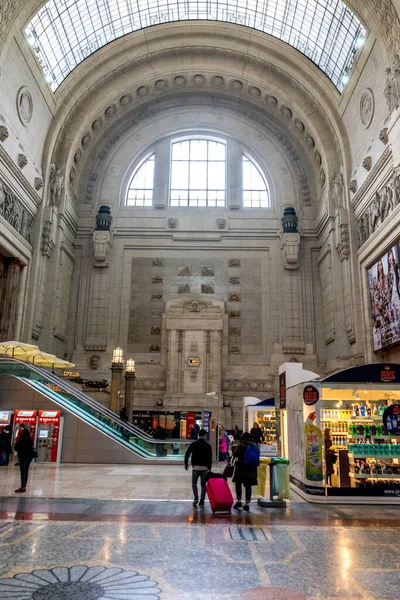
[[14, 425, 34, 493], [189, 424, 199, 440], [184, 429, 212, 507], [250, 422, 264, 448], [233, 432, 259, 512], [153, 423, 168, 456]]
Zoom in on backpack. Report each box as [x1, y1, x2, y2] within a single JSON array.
[[244, 443, 260, 466]]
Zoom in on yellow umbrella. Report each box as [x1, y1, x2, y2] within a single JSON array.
[[27, 351, 74, 369], [0, 341, 40, 359]]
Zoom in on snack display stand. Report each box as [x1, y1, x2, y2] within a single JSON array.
[[279, 362, 400, 503]]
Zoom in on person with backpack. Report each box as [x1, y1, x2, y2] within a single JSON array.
[[232, 432, 259, 511]]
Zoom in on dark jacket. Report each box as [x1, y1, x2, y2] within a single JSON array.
[[190, 428, 199, 440], [232, 440, 258, 485], [153, 426, 167, 440], [185, 438, 212, 470], [325, 449, 337, 476], [15, 430, 33, 458], [0, 428, 11, 453], [250, 427, 264, 444]]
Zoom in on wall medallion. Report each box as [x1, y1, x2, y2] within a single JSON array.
[[360, 88, 374, 128], [16, 87, 33, 126]]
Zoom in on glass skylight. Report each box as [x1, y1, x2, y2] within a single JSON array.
[[26, 0, 365, 92]]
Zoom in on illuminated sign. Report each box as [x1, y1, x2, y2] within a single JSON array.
[[188, 358, 200, 366], [303, 385, 320, 406], [63, 371, 80, 378]]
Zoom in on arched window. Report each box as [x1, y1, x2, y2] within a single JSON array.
[[242, 154, 270, 208], [124, 138, 273, 209], [126, 154, 155, 206], [170, 139, 226, 207]]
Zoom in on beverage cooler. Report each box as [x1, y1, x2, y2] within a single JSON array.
[[281, 363, 400, 503]]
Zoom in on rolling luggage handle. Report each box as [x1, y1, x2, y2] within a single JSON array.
[[258, 457, 290, 508]]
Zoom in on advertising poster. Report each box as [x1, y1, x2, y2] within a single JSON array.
[[304, 424, 323, 482], [279, 372, 286, 409], [368, 241, 400, 350]]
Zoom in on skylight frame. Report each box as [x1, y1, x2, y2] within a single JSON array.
[[26, 1, 365, 92]]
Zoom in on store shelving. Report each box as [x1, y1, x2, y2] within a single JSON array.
[[349, 473, 400, 480]]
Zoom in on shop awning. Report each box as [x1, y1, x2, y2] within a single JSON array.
[[243, 396, 275, 407]]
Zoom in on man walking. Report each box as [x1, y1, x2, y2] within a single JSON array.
[[184, 429, 212, 507]]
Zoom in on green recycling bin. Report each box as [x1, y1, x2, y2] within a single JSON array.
[[258, 456, 290, 508]]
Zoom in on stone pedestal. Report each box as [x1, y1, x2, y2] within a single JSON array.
[[0, 259, 23, 341], [110, 363, 124, 414], [125, 371, 136, 421]]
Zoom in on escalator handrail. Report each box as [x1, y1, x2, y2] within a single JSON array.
[[0, 358, 190, 444], [0, 357, 158, 442], [31, 363, 156, 441], [22, 377, 184, 460]]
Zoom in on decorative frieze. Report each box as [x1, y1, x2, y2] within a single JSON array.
[[222, 379, 272, 392], [18, 153, 27, 169], [379, 128, 389, 145], [357, 179, 397, 246], [0, 179, 34, 244], [362, 156, 372, 171], [34, 177, 43, 191], [135, 379, 166, 390]]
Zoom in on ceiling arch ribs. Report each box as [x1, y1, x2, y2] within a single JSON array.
[[64, 92, 319, 218], [41, 31, 347, 184]]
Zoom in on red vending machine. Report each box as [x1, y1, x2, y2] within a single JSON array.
[[37, 410, 63, 463], [12, 410, 37, 451]]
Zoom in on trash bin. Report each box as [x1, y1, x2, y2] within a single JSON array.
[[254, 457, 271, 496], [258, 456, 290, 508]]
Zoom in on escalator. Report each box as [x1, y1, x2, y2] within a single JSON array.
[[0, 358, 190, 461]]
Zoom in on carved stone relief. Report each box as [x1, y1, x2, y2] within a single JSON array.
[[49, 163, 64, 206], [348, 180, 357, 194], [201, 267, 214, 276], [360, 88, 374, 128], [18, 154, 27, 169], [16, 87, 33, 126], [201, 284, 214, 294], [357, 179, 398, 246], [152, 275, 163, 284], [362, 156, 372, 171], [0, 179, 34, 244], [229, 310, 241, 318], [229, 294, 241, 302], [222, 379, 272, 392], [229, 277, 240, 284], [379, 128, 389, 145], [150, 327, 161, 335], [149, 344, 160, 352], [34, 177, 43, 191], [228, 259, 241, 268], [41, 221, 55, 257], [229, 327, 241, 336], [178, 266, 191, 276], [88, 355, 101, 369], [0, 125, 9, 142], [168, 217, 178, 229], [152, 259, 163, 266], [178, 284, 190, 294], [216, 218, 226, 229], [151, 294, 163, 300]]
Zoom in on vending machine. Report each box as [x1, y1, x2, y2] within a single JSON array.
[[13, 410, 37, 448], [0, 410, 12, 434], [36, 410, 63, 463]]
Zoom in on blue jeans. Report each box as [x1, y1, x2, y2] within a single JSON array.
[[235, 480, 252, 504], [192, 469, 208, 502]]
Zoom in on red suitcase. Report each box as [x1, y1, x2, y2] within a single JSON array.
[[206, 477, 233, 513]]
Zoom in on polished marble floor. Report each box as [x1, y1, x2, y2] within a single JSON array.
[[0, 497, 399, 600], [0, 464, 399, 599], [0, 463, 292, 502]]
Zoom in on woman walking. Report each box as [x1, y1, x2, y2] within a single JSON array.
[[232, 432, 259, 512], [14, 425, 34, 493]]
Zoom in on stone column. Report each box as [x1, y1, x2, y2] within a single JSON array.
[[110, 363, 124, 414], [0, 259, 23, 341], [125, 371, 136, 421]]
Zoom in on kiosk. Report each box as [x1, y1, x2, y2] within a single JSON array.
[[37, 410, 64, 463], [243, 396, 277, 456], [280, 362, 400, 503]]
